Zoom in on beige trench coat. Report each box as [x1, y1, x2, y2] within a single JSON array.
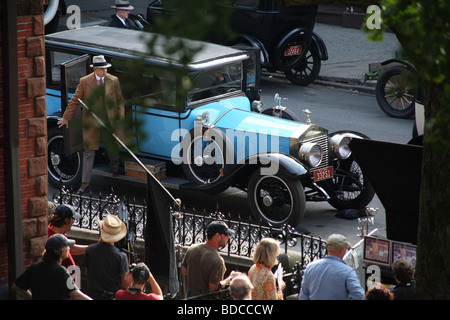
[[62, 72, 125, 150]]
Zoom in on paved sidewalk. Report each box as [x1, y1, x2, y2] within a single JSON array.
[[314, 22, 401, 90]]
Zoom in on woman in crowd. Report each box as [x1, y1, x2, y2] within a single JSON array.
[[248, 238, 284, 300]]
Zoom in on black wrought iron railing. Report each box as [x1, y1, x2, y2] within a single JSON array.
[[52, 187, 328, 299]]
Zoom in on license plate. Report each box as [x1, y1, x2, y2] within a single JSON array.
[[284, 45, 302, 56], [313, 166, 333, 182]]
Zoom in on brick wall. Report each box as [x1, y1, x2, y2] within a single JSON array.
[[0, 6, 47, 288]]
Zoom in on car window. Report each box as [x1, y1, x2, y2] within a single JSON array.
[[187, 63, 242, 104], [47, 50, 82, 89], [136, 71, 177, 110], [113, 61, 178, 111]]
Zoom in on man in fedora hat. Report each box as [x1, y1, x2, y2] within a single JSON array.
[[84, 214, 130, 299], [58, 55, 125, 192], [109, 0, 137, 29]]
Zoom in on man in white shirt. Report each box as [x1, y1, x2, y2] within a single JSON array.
[[58, 55, 125, 192], [108, 0, 136, 29]]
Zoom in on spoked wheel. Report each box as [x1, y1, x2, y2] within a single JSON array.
[[375, 66, 416, 119], [284, 46, 321, 86], [181, 128, 234, 187], [321, 154, 375, 210], [47, 127, 82, 189], [248, 168, 305, 227]]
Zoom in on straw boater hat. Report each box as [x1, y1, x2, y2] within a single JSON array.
[[111, 0, 134, 10], [90, 55, 112, 69], [98, 214, 127, 243]]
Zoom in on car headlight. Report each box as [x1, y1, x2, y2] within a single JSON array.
[[299, 142, 322, 167], [252, 100, 263, 113], [196, 111, 209, 125], [329, 134, 351, 159]]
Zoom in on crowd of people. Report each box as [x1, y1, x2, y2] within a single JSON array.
[[12, 203, 416, 300], [12, 203, 163, 300], [182, 224, 416, 301]]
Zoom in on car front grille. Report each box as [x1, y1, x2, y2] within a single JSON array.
[[303, 134, 329, 170]]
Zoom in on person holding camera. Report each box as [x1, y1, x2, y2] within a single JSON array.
[[115, 263, 163, 300]]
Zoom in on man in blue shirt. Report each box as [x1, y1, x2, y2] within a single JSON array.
[[299, 234, 365, 300]]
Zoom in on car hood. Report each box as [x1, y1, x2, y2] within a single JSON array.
[[213, 108, 310, 139]]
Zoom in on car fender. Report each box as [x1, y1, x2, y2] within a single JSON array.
[[179, 153, 308, 194], [311, 31, 328, 61], [234, 34, 270, 67], [240, 153, 308, 178], [273, 27, 311, 70], [329, 130, 369, 139], [380, 58, 417, 72]]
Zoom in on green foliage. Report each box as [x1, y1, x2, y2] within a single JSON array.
[[150, 0, 233, 42]]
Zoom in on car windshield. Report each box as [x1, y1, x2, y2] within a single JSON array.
[[187, 63, 242, 103]]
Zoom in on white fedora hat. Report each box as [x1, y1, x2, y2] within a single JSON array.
[[90, 55, 112, 68], [111, 0, 134, 10], [98, 214, 127, 243]]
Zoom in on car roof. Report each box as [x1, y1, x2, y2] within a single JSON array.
[[45, 26, 248, 71]]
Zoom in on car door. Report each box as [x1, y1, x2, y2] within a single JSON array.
[[133, 105, 189, 161], [60, 54, 90, 155], [130, 70, 187, 161]]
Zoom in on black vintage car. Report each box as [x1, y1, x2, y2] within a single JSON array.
[[147, 0, 328, 86]]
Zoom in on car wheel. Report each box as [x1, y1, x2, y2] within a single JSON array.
[[375, 66, 416, 119], [48, 127, 82, 190], [181, 127, 234, 186], [44, 0, 60, 34], [284, 46, 321, 86], [322, 154, 375, 210], [247, 168, 305, 227], [274, 32, 308, 71]]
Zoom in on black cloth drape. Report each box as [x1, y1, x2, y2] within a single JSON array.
[[349, 138, 422, 244], [145, 174, 179, 295]]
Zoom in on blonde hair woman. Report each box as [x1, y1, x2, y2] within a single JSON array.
[[248, 238, 284, 300]]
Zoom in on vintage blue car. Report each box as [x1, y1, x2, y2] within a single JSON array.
[[45, 26, 374, 227]]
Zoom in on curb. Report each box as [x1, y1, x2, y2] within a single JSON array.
[[262, 71, 376, 95], [315, 77, 376, 95]]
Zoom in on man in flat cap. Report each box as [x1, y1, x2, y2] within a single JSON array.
[[58, 55, 125, 192]]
